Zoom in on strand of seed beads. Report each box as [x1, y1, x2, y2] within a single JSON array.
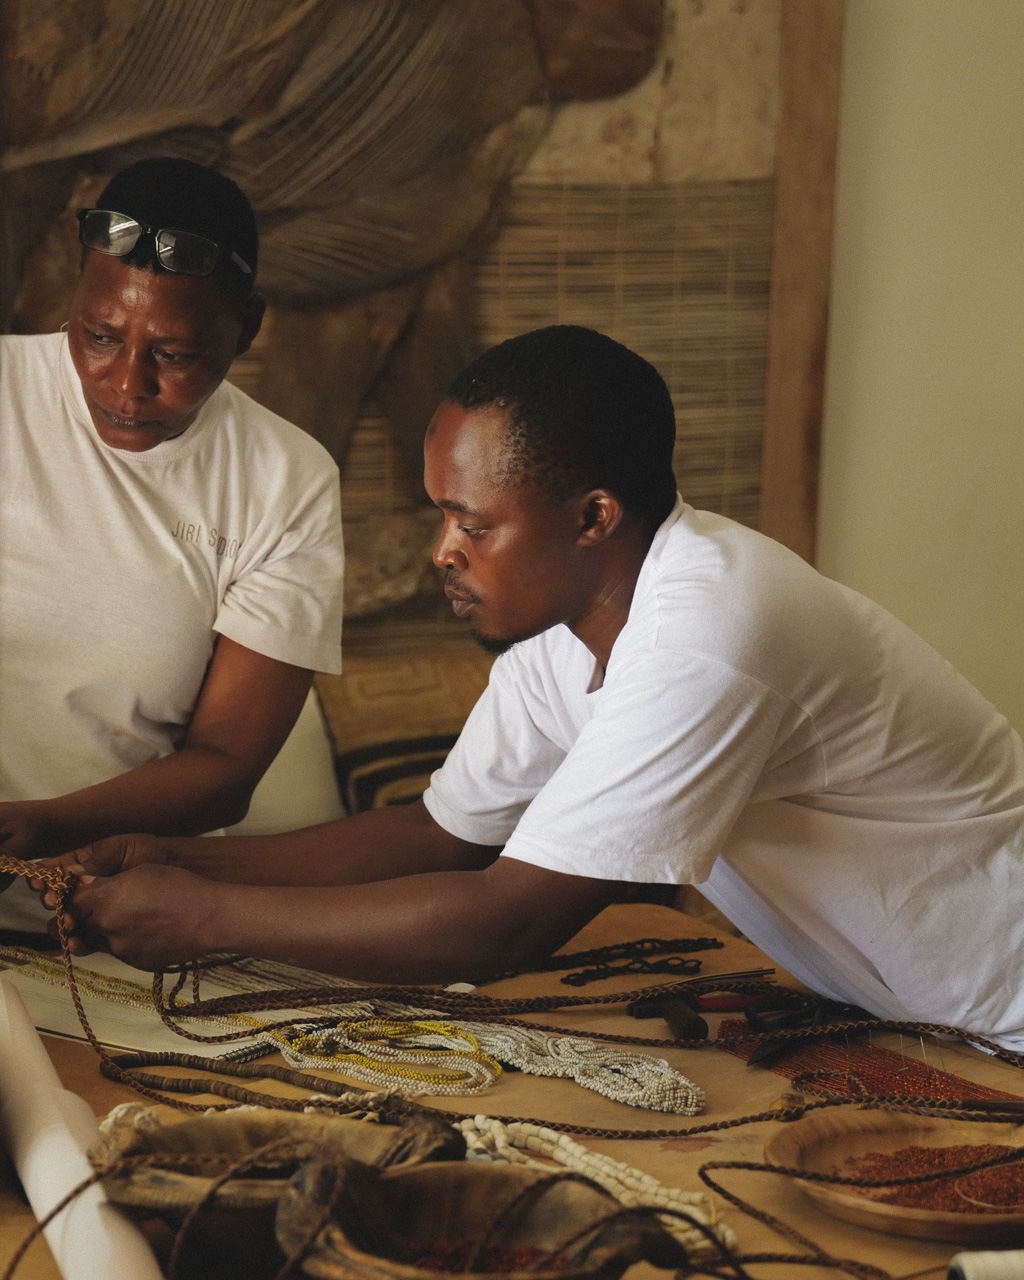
[[268, 1018, 503, 1096], [451, 1019, 706, 1114], [0, 944, 251, 1038], [456, 1115, 737, 1256]]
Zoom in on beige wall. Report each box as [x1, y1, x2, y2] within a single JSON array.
[[818, 0, 1024, 732]]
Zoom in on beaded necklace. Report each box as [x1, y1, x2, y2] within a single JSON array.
[[477, 935, 725, 986], [263, 1005, 706, 1113], [457, 1114, 736, 1256]]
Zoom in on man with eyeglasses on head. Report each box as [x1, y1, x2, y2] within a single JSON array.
[[0, 157, 344, 919]]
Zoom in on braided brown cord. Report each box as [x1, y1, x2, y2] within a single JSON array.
[[93, 1048, 1024, 1140], [147, 974, 778, 1050], [6, 850, 1024, 1120], [102, 1047, 385, 1112], [144, 954, 1024, 1079], [0, 856, 256, 1114], [7, 853, 1024, 1125], [477, 935, 726, 984], [152, 968, 777, 1031], [0, 856, 67, 890]]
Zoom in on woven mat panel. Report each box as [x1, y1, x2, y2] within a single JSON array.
[[234, 177, 772, 639], [315, 640, 494, 755], [234, 178, 773, 532], [472, 179, 774, 528]]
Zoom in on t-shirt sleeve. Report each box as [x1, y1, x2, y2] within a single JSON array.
[[423, 649, 573, 846], [430, 647, 794, 884], [213, 461, 345, 674]]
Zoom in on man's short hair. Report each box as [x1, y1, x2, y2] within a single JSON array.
[[92, 158, 258, 305], [446, 326, 678, 530]]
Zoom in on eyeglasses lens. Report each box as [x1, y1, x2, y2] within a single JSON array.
[[155, 230, 219, 277], [81, 210, 143, 256]]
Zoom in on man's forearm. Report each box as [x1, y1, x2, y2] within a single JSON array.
[[164, 799, 501, 887], [65, 852, 624, 978], [191, 863, 612, 982]]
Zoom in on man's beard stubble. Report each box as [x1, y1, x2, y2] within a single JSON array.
[[469, 628, 520, 656]]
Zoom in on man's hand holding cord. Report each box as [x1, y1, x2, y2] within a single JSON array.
[[54, 863, 218, 967]]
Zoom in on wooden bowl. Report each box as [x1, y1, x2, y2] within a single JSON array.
[[764, 1110, 1024, 1245]]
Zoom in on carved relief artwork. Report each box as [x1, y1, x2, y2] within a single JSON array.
[[1, 1, 805, 620]]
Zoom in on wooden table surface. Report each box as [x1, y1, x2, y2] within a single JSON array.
[[4, 903, 1021, 1279]]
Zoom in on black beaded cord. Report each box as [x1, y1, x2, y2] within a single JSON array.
[[561, 955, 704, 986], [477, 935, 725, 985]]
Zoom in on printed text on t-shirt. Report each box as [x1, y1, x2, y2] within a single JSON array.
[[172, 521, 240, 558]]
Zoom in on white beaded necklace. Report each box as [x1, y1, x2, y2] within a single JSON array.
[[266, 1018, 503, 1097], [455, 1114, 737, 1257], [453, 1017, 705, 1114]]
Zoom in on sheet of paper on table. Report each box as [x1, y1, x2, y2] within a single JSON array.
[[0, 946, 344, 1057]]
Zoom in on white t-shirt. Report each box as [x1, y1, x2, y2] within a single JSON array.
[[425, 498, 1024, 1045], [0, 332, 345, 804]]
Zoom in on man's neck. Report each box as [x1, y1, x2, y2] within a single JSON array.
[[569, 529, 653, 669]]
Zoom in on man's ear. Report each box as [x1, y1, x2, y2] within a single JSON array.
[[235, 293, 266, 356], [576, 489, 625, 546]]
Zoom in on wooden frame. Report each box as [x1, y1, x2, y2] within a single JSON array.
[[759, 0, 845, 564]]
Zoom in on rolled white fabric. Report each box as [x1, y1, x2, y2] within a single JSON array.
[[0, 976, 162, 1280], [948, 1250, 1024, 1280]]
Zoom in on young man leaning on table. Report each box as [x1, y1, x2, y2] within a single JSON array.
[[24, 326, 1024, 1052]]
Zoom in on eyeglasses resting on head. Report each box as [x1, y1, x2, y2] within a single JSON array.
[[76, 208, 254, 278]]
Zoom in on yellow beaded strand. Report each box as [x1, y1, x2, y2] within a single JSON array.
[[253, 1016, 503, 1092]]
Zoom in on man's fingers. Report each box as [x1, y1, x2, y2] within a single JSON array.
[[32, 857, 90, 882], [33, 867, 93, 910], [45, 910, 99, 956]]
